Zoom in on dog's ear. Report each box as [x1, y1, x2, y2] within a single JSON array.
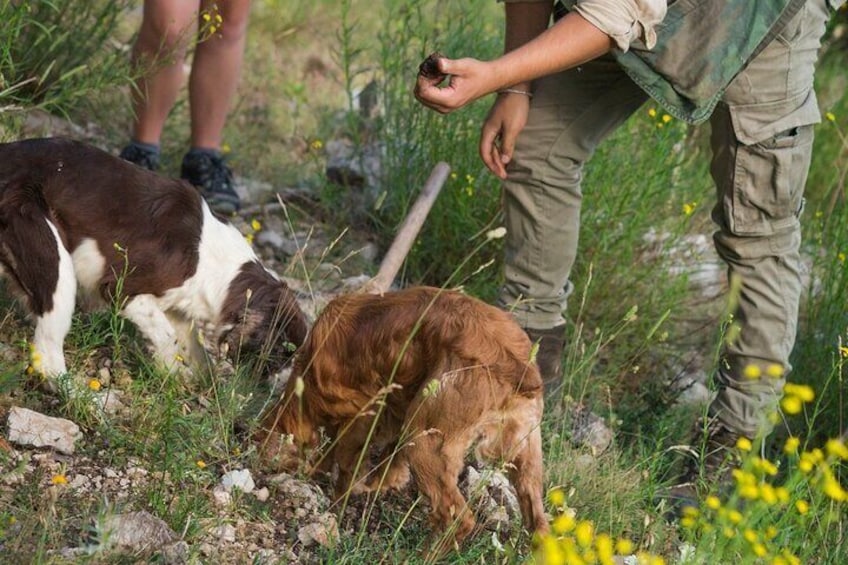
[[272, 283, 309, 350], [220, 283, 309, 373]]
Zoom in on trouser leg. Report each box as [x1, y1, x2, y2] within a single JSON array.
[[707, 1, 831, 437], [498, 55, 647, 331]]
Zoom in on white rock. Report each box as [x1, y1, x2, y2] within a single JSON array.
[[212, 485, 232, 507], [254, 487, 270, 502], [100, 511, 178, 551], [221, 469, 255, 493], [93, 389, 126, 415], [69, 474, 89, 490], [215, 523, 237, 543], [7, 407, 82, 454], [297, 513, 338, 548], [97, 367, 111, 386]]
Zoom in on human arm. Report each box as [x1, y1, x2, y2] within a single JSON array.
[[414, 10, 614, 115], [414, 0, 666, 113], [478, 2, 552, 178]]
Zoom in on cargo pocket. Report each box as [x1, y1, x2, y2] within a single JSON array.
[[727, 123, 813, 237]]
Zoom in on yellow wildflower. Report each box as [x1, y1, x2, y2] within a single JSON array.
[[743, 529, 758, 543], [680, 516, 697, 528], [310, 139, 323, 151], [825, 111, 836, 122], [733, 469, 756, 486], [753, 457, 779, 476], [538, 536, 566, 565], [783, 383, 814, 402], [739, 484, 759, 500], [682, 201, 697, 216], [202, 12, 211, 21], [838, 252, 846, 263], [782, 552, 801, 565], [682, 506, 699, 519], [798, 452, 815, 473], [822, 472, 848, 502], [595, 533, 613, 560], [784, 436, 800, 455], [760, 483, 778, 505], [765, 363, 783, 378], [736, 436, 753, 451], [88, 379, 101, 392], [648, 108, 658, 118], [728, 509, 743, 524], [705, 495, 721, 510], [251, 218, 262, 232], [552, 514, 576, 535], [575, 520, 594, 547], [548, 488, 566, 507], [615, 539, 634, 554], [781, 395, 802, 415], [51, 474, 68, 485], [743, 364, 762, 379], [795, 499, 809, 515], [825, 438, 848, 460], [752, 543, 768, 558], [662, 114, 672, 123], [196, 460, 207, 469]]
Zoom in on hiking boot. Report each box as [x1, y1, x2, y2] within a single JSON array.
[[119, 142, 160, 171], [659, 419, 746, 517], [181, 149, 241, 214], [525, 325, 566, 394]]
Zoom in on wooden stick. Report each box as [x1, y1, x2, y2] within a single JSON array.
[[363, 162, 451, 295]]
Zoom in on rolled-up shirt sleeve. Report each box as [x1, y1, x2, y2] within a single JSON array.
[[500, 0, 667, 51]]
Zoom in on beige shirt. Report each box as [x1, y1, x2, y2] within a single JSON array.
[[501, 0, 667, 51]]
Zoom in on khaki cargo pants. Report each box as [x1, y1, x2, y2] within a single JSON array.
[[499, 0, 835, 436]]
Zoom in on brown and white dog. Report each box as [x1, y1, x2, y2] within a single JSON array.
[[0, 137, 308, 390], [255, 286, 548, 553]]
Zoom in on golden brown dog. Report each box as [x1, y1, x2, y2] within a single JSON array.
[[255, 286, 548, 553]]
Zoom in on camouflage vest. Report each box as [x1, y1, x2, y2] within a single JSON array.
[[562, 0, 806, 124]]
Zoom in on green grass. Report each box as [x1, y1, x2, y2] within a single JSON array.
[[1, 1, 846, 563]]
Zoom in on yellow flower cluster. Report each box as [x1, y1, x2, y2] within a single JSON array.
[[683, 424, 847, 564], [245, 218, 262, 245], [24, 342, 44, 377], [200, 9, 224, 36], [535, 489, 663, 565], [741, 362, 784, 380], [647, 107, 673, 129], [780, 382, 815, 415]]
